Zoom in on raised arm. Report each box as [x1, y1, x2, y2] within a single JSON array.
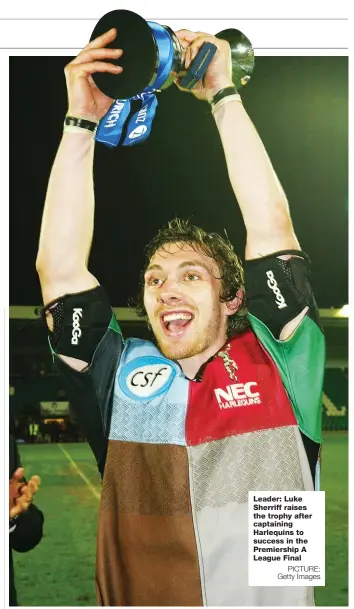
[[36, 28, 123, 306], [211, 101, 300, 260], [176, 30, 313, 340], [176, 30, 299, 261]]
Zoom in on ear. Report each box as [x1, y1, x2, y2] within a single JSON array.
[[224, 288, 244, 317]]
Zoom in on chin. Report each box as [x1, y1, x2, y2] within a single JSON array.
[[158, 345, 187, 361], [151, 316, 223, 362], [156, 336, 206, 362]]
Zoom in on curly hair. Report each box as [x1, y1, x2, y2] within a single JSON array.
[[132, 218, 249, 336]]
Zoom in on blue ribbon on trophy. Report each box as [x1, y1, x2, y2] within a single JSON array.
[[95, 93, 157, 148], [90, 10, 255, 147]]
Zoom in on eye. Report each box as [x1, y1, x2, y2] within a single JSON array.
[[146, 277, 163, 287], [184, 272, 200, 281]]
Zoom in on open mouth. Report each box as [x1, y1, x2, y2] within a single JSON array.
[[159, 310, 195, 336]]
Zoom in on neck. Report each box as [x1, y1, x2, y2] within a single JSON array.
[[178, 334, 228, 379]]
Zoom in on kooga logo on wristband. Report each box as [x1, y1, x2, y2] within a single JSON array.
[[71, 308, 83, 345], [266, 270, 287, 310]]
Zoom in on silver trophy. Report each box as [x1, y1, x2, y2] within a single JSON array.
[[90, 10, 255, 100]]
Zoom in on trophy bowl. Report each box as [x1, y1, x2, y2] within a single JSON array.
[[90, 10, 255, 100]]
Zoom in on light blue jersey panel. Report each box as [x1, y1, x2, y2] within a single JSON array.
[[109, 338, 189, 445]]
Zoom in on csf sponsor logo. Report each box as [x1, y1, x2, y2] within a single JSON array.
[[119, 356, 176, 400], [266, 270, 287, 309], [71, 308, 83, 345], [214, 382, 261, 409]]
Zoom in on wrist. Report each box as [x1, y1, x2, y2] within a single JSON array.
[[66, 111, 100, 124], [64, 116, 98, 136], [205, 81, 234, 103], [209, 86, 242, 115], [63, 128, 96, 140]]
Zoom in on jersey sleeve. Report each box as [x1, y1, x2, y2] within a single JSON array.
[[243, 251, 325, 444], [45, 286, 124, 474]]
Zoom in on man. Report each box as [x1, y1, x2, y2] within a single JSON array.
[[36, 28, 325, 606], [9, 434, 43, 606], [28, 418, 39, 443]]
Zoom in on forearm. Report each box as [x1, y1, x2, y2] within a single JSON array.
[[36, 129, 96, 281], [213, 100, 299, 249]]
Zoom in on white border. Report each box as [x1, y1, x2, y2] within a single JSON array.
[[2, 3, 350, 608], [0, 0, 350, 19]]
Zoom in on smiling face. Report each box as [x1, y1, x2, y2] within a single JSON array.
[[143, 242, 234, 364]]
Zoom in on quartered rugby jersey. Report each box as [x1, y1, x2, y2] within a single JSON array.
[[54, 309, 324, 606]]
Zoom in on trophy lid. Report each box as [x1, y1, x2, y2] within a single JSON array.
[[90, 9, 158, 99], [216, 28, 255, 89]]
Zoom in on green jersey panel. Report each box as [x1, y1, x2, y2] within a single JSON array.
[[249, 313, 325, 443]]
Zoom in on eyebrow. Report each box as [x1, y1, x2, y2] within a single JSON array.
[[145, 260, 213, 275]]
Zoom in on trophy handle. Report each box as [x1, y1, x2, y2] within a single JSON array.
[[215, 29, 255, 89]]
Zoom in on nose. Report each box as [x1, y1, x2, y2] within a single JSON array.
[[158, 280, 184, 306], [158, 292, 183, 306]]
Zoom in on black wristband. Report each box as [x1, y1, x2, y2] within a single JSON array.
[[209, 86, 238, 107], [64, 116, 98, 132]]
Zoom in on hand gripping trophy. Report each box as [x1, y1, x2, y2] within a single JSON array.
[[85, 9, 255, 147]]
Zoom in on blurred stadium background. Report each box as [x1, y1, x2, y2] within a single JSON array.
[[9, 305, 348, 607]]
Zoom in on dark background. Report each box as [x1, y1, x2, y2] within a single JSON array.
[[9, 55, 348, 308]]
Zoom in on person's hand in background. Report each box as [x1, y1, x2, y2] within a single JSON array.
[[10, 468, 41, 519]]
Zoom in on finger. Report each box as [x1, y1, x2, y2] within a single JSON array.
[[71, 47, 123, 66], [84, 27, 117, 51], [20, 482, 34, 497], [184, 47, 191, 70], [195, 31, 213, 38], [176, 29, 198, 42], [175, 80, 189, 93], [188, 35, 215, 64], [9, 482, 21, 503], [176, 29, 197, 39], [66, 61, 123, 78], [18, 498, 30, 513], [25, 483, 38, 498], [10, 505, 21, 519], [175, 29, 198, 49], [174, 72, 194, 93], [17, 481, 26, 494], [10, 498, 30, 518], [19, 482, 34, 499], [22, 477, 40, 496], [11, 468, 24, 482], [20, 491, 32, 504]]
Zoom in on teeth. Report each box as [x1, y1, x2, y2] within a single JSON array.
[[162, 312, 193, 323]]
